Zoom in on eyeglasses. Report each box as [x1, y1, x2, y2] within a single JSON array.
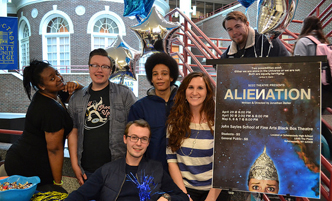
[[89, 64, 111, 70], [127, 135, 150, 144]]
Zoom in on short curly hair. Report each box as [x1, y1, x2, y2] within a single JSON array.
[[145, 52, 179, 86]]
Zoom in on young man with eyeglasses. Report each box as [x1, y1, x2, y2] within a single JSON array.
[[66, 120, 188, 201], [68, 48, 136, 185]]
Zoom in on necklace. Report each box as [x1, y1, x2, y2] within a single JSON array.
[[237, 45, 246, 58], [39, 91, 56, 100], [39, 91, 65, 108], [236, 36, 259, 58], [56, 96, 66, 108], [237, 45, 258, 58], [180, 123, 202, 156]]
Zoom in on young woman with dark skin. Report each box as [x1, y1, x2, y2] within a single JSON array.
[[0, 60, 83, 192]]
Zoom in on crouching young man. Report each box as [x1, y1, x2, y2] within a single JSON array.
[[66, 119, 189, 201]]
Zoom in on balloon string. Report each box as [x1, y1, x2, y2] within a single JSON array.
[[246, 9, 250, 24], [267, 44, 271, 57], [261, 35, 264, 57], [254, 45, 257, 58], [120, 74, 125, 85]]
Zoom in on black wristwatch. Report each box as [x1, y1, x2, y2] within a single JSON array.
[[162, 193, 171, 201]]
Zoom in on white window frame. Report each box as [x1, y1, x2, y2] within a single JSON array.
[[39, 9, 73, 72], [92, 17, 119, 49], [18, 16, 31, 71], [46, 34, 71, 73], [87, 10, 126, 50]]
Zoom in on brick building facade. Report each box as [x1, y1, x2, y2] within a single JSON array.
[[17, 1, 142, 66]]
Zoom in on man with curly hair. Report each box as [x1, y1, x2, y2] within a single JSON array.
[[128, 52, 179, 171]]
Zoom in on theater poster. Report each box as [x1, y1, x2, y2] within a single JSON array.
[[211, 57, 322, 199], [0, 17, 18, 70]]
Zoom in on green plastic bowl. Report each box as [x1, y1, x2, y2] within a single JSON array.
[[0, 175, 40, 201]]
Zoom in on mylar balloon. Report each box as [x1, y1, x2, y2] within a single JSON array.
[[238, 0, 256, 8], [123, 0, 155, 22], [130, 6, 181, 56], [257, 0, 298, 40], [265, 0, 298, 40], [106, 35, 140, 81]]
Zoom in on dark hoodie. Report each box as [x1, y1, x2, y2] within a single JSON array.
[[128, 85, 178, 171], [65, 157, 188, 201], [221, 27, 289, 58]]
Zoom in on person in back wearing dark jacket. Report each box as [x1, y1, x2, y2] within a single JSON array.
[[221, 11, 289, 58], [65, 119, 188, 201], [128, 52, 179, 171]]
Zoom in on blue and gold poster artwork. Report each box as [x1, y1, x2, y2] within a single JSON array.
[[212, 57, 322, 199], [0, 17, 18, 70]]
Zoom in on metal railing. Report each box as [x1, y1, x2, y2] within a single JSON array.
[[166, 7, 230, 85], [279, 0, 332, 53], [308, 0, 332, 38], [192, 1, 240, 23], [165, 0, 331, 73], [0, 129, 22, 135]]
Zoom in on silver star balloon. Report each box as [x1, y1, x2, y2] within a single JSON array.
[[130, 6, 181, 56], [106, 35, 140, 83], [257, 0, 298, 41]]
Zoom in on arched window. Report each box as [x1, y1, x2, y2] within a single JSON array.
[[23, 24, 29, 38], [94, 18, 119, 33], [92, 17, 119, 49], [87, 9, 126, 50], [39, 7, 73, 73], [47, 17, 69, 33], [19, 18, 31, 71], [45, 17, 70, 73]]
